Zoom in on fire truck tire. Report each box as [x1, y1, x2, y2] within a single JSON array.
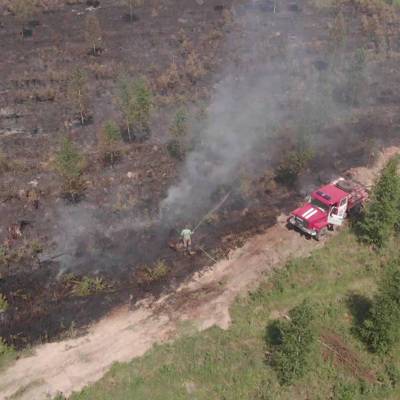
[[315, 228, 327, 241]]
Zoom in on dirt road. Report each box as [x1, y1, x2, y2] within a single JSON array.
[[0, 147, 398, 400]]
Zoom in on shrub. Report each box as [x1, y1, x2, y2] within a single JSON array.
[[358, 261, 400, 354], [67, 67, 89, 125], [137, 260, 169, 285], [71, 276, 108, 297], [169, 108, 188, 138], [274, 148, 314, 186], [55, 138, 86, 201], [269, 299, 316, 385], [356, 157, 400, 248], [98, 120, 122, 166]]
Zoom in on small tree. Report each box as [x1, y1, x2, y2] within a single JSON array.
[[359, 262, 400, 354], [356, 158, 400, 248], [98, 120, 122, 166], [167, 108, 188, 160], [85, 14, 102, 55], [10, 0, 36, 34], [116, 75, 152, 141], [122, 0, 144, 22], [55, 138, 86, 201], [269, 300, 316, 385], [68, 68, 89, 125]]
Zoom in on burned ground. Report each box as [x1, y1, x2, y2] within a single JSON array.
[[1, 0, 400, 349]]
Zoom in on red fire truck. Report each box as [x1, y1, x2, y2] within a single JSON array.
[[287, 178, 369, 240]]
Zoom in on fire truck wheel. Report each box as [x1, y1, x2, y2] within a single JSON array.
[[315, 228, 327, 241]]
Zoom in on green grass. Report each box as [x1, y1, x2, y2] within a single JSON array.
[[68, 230, 400, 399]]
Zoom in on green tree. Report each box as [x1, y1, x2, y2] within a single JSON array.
[[68, 68, 89, 125], [116, 75, 152, 141], [55, 138, 86, 201], [270, 300, 316, 385], [356, 158, 400, 248], [98, 120, 122, 166], [359, 261, 400, 354], [85, 14, 102, 55]]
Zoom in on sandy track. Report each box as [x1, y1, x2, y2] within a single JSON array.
[[0, 147, 398, 400]]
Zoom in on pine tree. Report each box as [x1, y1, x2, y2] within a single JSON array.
[[55, 138, 86, 201], [271, 300, 316, 384], [357, 158, 400, 248]]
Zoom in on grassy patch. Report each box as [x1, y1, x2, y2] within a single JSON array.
[[67, 230, 400, 399]]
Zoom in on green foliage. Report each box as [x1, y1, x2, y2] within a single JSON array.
[[71, 276, 108, 297], [0, 293, 8, 312], [116, 75, 152, 141], [55, 138, 86, 201], [358, 261, 400, 354], [68, 68, 89, 125], [270, 299, 316, 385], [137, 260, 169, 285], [98, 120, 122, 166], [356, 158, 400, 248]]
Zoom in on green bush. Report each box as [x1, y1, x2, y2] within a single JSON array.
[[269, 299, 316, 385], [359, 261, 400, 354], [356, 158, 400, 248]]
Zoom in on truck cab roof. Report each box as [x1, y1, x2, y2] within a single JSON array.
[[311, 184, 348, 206]]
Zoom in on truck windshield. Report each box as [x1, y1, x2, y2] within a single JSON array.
[[310, 197, 329, 212]]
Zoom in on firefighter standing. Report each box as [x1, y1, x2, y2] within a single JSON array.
[[180, 228, 193, 254]]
